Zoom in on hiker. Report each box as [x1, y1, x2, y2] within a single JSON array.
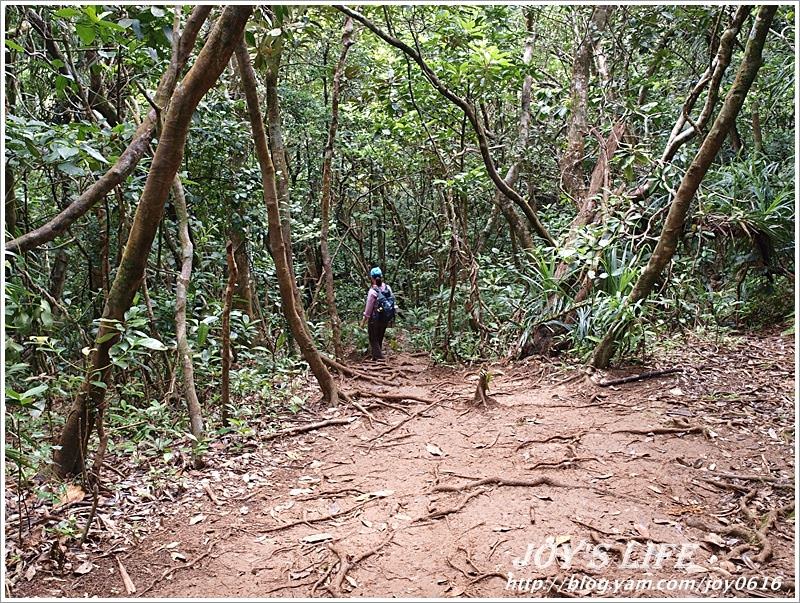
[[360, 266, 396, 360]]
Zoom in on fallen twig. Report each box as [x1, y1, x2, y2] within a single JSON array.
[[597, 368, 680, 387], [262, 417, 355, 442]]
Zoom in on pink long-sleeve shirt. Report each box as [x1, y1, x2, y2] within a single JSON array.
[[363, 283, 391, 319]]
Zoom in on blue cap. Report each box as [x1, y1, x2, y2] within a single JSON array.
[[370, 267, 383, 278]]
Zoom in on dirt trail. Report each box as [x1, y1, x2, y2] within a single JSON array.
[[12, 332, 796, 598]]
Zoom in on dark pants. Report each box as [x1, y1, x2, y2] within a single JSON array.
[[368, 319, 387, 360]]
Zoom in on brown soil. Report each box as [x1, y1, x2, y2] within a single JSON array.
[[7, 330, 796, 598]]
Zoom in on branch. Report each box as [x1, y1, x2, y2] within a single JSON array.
[[333, 4, 554, 247], [6, 6, 211, 254]]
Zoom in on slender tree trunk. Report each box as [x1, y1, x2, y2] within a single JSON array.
[[48, 249, 69, 305], [752, 106, 764, 155], [4, 163, 17, 236], [491, 9, 537, 250], [592, 6, 776, 368], [264, 45, 295, 280], [229, 225, 255, 318], [221, 240, 238, 427], [7, 7, 212, 254], [53, 6, 252, 478], [559, 6, 612, 202], [236, 40, 339, 405], [319, 16, 354, 359], [172, 176, 204, 466]]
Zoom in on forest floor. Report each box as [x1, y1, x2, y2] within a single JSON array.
[[7, 329, 796, 599]]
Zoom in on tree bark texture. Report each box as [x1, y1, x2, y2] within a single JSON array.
[[235, 40, 339, 404], [53, 5, 252, 478]]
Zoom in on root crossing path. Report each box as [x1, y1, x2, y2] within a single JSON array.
[[18, 333, 796, 598]]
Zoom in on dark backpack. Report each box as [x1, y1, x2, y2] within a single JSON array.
[[372, 285, 396, 323]]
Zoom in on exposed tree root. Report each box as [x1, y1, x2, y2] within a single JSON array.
[[370, 398, 443, 443], [528, 456, 600, 470], [432, 475, 572, 493], [686, 499, 794, 565], [515, 431, 586, 451], [322, 354, 382, 383], [417, 489, 485, 521], [254, 500, 370, 534], [262, 417, 356, 442], [325, 530, 396, 596]]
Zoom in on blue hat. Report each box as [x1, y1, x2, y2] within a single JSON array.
[[370, 267, 383, 278]]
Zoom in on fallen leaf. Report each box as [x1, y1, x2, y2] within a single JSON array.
[[554, 534, 571, 545], [56, 484, 85, 509], [164, 542, 180, 550], [189, 514, 206, 525], [73, 561, 94, 575], [394, 513, 412, 521], [289, 488, 313, 496], [492, 526, 513, 532], [684, 564, 708, 574], [647, 485, 663, 494], [703, 532, 726, 548], [240, 506, 250, 515], [302, 533, 334, 544], [426, 443, 444, 456], [354, 489, 394, 502], [345, 575, 358, 588], [24, 565, 36, 581], [634, 523, 650, 539], [170, 552, 187, 562]]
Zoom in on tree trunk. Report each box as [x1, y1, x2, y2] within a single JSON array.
[[236, 40, 338, 404], [4, 162, 17, 236], [53, 6, 252, 478], [221, 240, 238, 427], [229, 225, 255, 318], [319, 16, 354, 359], [491, 9, 537, 250], [7, 6, 212, 254], [559, 6, 612, 202], [264, 45, 296, 280], [172, 176, 204, 467], [49, 249, 69, 305], [592, 6, 776, 369], [752, 106, 764, 155]]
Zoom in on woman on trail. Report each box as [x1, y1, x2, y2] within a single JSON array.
[[360, 266, 395, 360]]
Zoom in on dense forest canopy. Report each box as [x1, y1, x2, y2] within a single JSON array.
[[3, 3, 796, 486]]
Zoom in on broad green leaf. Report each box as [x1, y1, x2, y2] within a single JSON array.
[[138, 337, 168, 351], [75, 23, 96, 45]]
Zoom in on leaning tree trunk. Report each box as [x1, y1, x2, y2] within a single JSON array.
[[236, 40, 339, 405], [173, 176, 204, 467], [591, 6, 776, 369], [7, 6, 212, 254], [319, 16, 354, 359], [53, 6, 252, 478]]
